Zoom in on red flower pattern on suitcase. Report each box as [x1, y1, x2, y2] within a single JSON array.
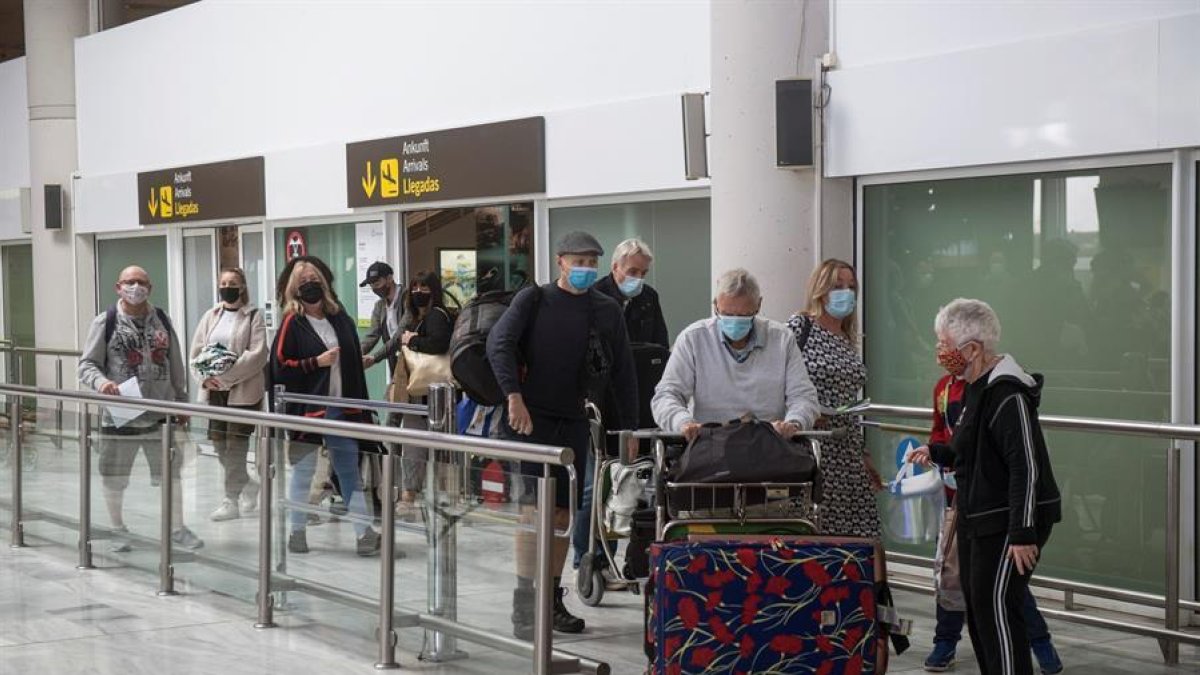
[[650, 540, 881, 674]]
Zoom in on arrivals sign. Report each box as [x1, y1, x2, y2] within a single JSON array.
[[138, 157, 266, 225], [346, 117, 545, 208]]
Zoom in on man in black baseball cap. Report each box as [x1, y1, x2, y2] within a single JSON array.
[[486, 231, 638, 639], [359, 261, 404, 374]]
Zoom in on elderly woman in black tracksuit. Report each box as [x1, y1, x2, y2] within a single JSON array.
[[272, 259, 380, 557], [910, 298, 1061, 675]]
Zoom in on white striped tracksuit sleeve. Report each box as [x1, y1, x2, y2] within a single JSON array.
[[989, 392, 1039, 545]]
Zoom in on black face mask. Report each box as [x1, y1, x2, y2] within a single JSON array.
[[219, 287, 242, 304], [372, 285, 390, 300], [298, 281, 324, 304], [411, 291, 431, 308]]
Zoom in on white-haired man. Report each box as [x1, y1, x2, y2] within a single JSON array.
[[652, 268, 820, 440], [593, 238, 669, 348]]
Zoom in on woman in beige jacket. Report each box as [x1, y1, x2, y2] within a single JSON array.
[[189, 268, 269, 521]]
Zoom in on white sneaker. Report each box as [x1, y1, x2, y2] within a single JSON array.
[[240, 480, 260, 514], [210, 498, 240, 522], [171, 526, 204, 550], [109, 526, 132, 553]]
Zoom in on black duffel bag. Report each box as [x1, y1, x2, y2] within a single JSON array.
[[671, 417, 822, 510]]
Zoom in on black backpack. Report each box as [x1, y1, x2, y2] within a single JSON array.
[[449, 285, 540, 406]]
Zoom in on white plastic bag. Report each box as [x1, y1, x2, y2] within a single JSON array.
[[604, 459, 653, 536], [881, 462, 946, 545]]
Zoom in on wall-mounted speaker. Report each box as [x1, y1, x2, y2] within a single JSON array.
[[681, 92, 709, 180], [44, 184, 64, 230], [775, 79, 813, 168]]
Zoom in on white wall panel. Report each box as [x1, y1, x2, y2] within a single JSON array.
[[75, 172, 138, 233], [546, 95, 705, 199], [265, 142, 350, 220], [826, 13, 1200, 177], [0, 58, 29, 190], [75, 0, 710, 176], [834, 0, 1200, 69]]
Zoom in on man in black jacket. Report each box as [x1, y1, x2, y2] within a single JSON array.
[[487, 231, 638, 639], [910, 298, 1062, 675], [593, 238, 670, 348]]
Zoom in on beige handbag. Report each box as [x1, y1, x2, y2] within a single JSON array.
[[387, 352, 410, 404], [402, 346, 451, 397]]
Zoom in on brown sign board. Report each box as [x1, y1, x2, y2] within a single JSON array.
[[137, 157, 265, 225], [346, 117, 545, 208]]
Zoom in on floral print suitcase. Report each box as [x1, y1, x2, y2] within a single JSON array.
[[647, 538, 885, 674]]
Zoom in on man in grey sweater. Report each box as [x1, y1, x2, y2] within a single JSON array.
[[78, 265, 201, 552], [652, 268, 820, 439]]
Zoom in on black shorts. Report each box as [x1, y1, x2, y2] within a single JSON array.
[[502, 411, 589, 510]]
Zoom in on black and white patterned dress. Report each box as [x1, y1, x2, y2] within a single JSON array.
[[787, 314, 881, 539]]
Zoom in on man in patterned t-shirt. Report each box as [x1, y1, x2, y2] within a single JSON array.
[[78, 266, 202, 553]]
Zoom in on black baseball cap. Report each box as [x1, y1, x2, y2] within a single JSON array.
[[359, 261, 394, 287]]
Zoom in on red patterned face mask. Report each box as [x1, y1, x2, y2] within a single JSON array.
[[936, 345, 969, 377]]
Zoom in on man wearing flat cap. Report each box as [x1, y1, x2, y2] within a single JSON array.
[[359, 261, 405, 376], [487, 231, 638, 639]]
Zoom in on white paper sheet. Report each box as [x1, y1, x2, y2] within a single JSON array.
[[107, 377, 146, 429]]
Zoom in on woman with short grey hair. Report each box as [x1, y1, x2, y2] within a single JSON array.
[[911, 298, 1062, 675]]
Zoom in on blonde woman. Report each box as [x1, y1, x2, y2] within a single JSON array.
[[189, 268, 268, 521], [271, 260, 380, 556], [787, 258, 882, 538]]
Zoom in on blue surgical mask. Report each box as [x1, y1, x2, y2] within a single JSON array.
[[567, 266, 598, 291], [718, 315, 754, 342], [618, 276, 644, 298], [825, 288, 856, 319]]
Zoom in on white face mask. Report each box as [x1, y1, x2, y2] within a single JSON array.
[[119, 283, 150, 306]]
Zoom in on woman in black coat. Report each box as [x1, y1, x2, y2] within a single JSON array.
[[397, 270, 453, 505], [272, 259, 380, 557]]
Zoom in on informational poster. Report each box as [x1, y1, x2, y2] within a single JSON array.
[[355, 221, 387, 328]]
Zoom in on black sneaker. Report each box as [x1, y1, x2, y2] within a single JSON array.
[[288, 529, 309, 554], [356, 529, 381, 556], [553, 587, 585, 634]]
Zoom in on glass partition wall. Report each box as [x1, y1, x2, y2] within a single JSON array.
[[862, 163, 1174, 593]]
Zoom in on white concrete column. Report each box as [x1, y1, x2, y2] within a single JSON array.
[[709, 0, 852, 321], [24, 0, 89, 388]]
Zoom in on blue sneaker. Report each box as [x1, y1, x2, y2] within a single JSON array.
[[924, 641, 957, 672], [1031, 639, 1063, 674]]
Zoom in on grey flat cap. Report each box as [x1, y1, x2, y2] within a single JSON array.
[[555, 231, 604, 256]]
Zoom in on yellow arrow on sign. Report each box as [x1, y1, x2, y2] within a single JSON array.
[[148, 188, 158, 217], [362, 161, 378, 198]]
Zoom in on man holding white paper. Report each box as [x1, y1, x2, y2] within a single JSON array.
[[78, 266, 202, 552]]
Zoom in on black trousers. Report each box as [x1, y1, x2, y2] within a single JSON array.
[[959, 522, 1053, 675]]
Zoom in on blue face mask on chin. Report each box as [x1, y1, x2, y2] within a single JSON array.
[[567, 266, 599, 291], [618, 276, 644, 298], [718, 315, 754, 342], [825, 288, 856, 319]]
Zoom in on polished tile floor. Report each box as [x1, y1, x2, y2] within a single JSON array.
[[2, 433, 1200, 673]]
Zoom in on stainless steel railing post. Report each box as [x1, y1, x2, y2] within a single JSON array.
[[254, 424, 276, 629], [1164, 444, 1181, 664], [533, 473, 555, 675], [157, 420, 177, 596], [430, 383, 460, 656], [77, 404, 94, 569], [9, 396, 24, 547], [375, 443, 399, 669], [54, 358, 64, 449]]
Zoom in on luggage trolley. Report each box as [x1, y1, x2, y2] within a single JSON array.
[[575, 403, 655, 606]]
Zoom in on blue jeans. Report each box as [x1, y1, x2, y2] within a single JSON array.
[[288, 408, 372, 537], [935, 586, 1051, 645]]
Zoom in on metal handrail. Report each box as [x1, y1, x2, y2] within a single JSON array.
[[862, 401, 1195, 664], [0, 383, 571, 467], [273, 390, 430, 417], [0, 381, 590, 674], [0, 345, 82, 358]]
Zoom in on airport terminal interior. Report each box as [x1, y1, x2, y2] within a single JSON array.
[[4, 0, 1200, 673]]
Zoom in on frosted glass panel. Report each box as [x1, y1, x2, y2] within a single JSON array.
[[96, 236, 170, 315], [548, 198, 711, 342], [863, 164, 1172, 592]]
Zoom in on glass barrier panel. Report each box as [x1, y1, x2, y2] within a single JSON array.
[[0, 396, 12, 535], [19, 402, 83, 548], [87, 408, 166, 570]]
